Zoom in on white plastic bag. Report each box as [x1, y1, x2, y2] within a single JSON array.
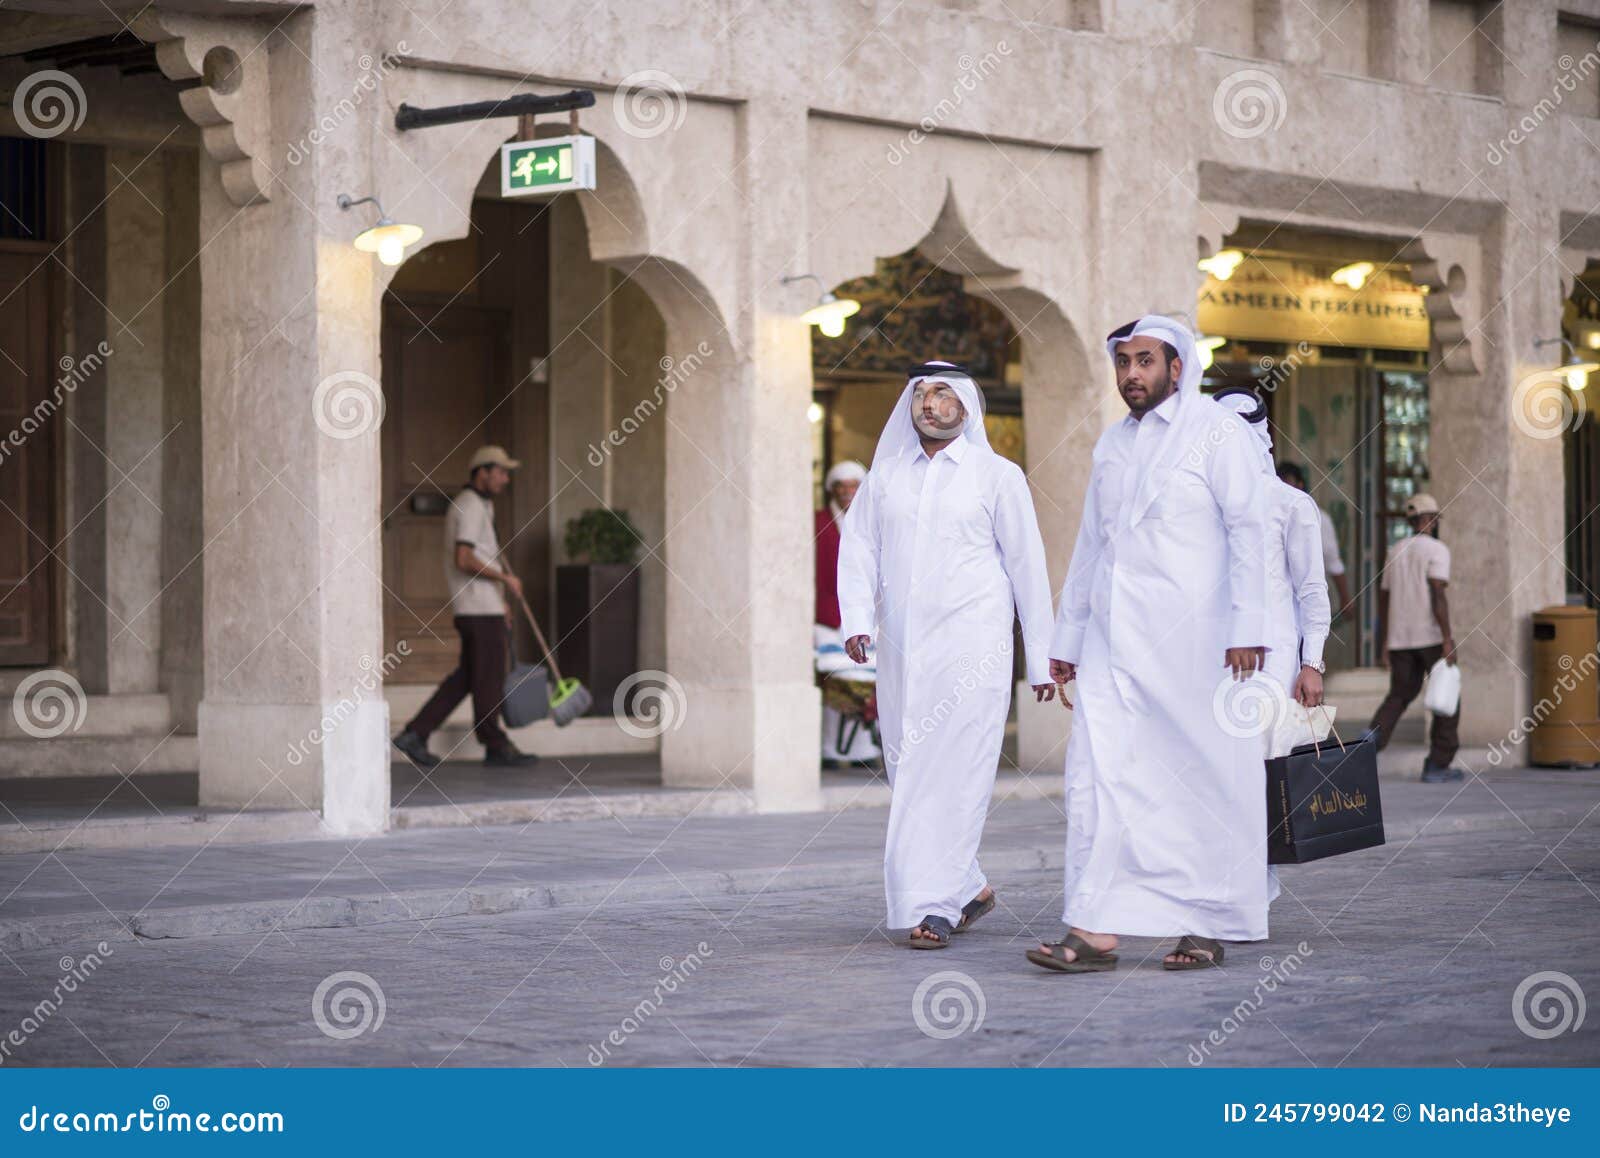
[[1424, 658, 1461, 716], [1268, 702, 1337, 760]]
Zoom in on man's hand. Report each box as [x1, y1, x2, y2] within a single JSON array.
[[502, 572, 524, 599], [1225, 646, 1265, 679], [1032, 683, 1056, 704], [1293, 665, 1324, 708], [1049, 659, 1076, 711], [845, 634, 871, 664], [1443, 636, 1458, 666]]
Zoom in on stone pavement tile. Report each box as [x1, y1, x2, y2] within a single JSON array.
[[0, 824, 1593, 1067], [1, 770, 1596, 955]]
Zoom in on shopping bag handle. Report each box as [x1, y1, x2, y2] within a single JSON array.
[[1310, 703, 1347, 757]]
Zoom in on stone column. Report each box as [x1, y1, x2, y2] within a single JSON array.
[[101, 148, 165, 694], [654, 98, 821, 813], [194, 8, 388, 833], [1369, 0, 1432, 85]]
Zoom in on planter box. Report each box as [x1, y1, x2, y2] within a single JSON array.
[[555, 563, 640, 716]]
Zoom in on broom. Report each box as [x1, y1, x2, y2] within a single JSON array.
[[514, 591, 594, 726]]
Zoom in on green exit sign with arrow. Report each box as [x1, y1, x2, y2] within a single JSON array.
[[500, 135, 596, 197]]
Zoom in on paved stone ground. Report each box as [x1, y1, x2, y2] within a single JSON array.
[[0, 775, 1596, 1067]]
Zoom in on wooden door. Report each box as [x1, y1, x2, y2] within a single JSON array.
[[0, 246, 53, 665], [381, 299, 512, 682]]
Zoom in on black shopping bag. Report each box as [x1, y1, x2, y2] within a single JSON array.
[[1266, 727, 1385, 864]]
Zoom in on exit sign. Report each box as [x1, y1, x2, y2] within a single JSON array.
[[500, 136, 596, 197]]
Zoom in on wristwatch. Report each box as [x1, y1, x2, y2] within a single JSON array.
[[1302, 658, 1326, 673]]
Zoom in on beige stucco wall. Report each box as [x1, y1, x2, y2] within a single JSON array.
[[5, 0, 1597, 824]]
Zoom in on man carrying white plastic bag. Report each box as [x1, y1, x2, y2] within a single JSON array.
[[1371, 493, 1462, 782]]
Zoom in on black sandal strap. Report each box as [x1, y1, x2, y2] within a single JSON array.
[[1047, 933, 1106, 960], [1174, 935, 1223, 960], [916, 915, 954, 941]]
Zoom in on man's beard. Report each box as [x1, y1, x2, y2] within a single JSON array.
[[1123, 366, 1174, 412]]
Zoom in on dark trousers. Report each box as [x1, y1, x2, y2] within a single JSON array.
[[406, 615, 510, 750], [1369, 644, 1459, 767]]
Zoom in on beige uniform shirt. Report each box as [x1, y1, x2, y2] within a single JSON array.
[[1381, 532, 1450, 650], [445, 487, 507, 617]]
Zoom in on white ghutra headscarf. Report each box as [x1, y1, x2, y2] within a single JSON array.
[[1106, 315, 1208, 526], [1212, 387, 1274, 474], [867, 360, 989, 467]]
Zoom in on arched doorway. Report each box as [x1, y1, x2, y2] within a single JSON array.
[[809, 197, 1095, 778]]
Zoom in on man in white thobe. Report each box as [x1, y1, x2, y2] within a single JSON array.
[[1214, 390, 1330, 716], [838, 361, 1056, 949], [1027, 317, 1269, 974], [1277, 461, 1353, 621]]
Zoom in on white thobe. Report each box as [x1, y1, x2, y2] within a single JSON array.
[[838, 433, 1054, 929], [1318, 506, 1345, 577], [1263, 480, 1332, 693], [1052, 393, 1272, 942]]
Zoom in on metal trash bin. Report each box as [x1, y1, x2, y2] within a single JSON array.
[[1529, 605, 1600, 767]]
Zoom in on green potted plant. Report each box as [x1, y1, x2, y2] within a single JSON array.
[[556, 509, 644, 715]]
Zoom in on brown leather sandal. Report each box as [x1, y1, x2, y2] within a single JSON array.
[[1163, 935, 1225, 970], [1025, 932, 1118, 973], [953, 891, 996, 933]]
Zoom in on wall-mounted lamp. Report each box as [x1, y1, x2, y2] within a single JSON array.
[[336, 193, 424, 266], [1197, 334, 1228, 370], [1197, 249, 1244, 281], [783, 274, 861, 338], [1331, 260, 1376, 291], [1535, 337, 1600, 391]]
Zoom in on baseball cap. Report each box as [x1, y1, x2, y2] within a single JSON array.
[[1405, 493, 1439, 516], [468, 445, 521, 472]]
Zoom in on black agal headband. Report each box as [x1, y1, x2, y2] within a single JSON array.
[[907, 360, 972, 380], [1211, 384, 1268, 423]]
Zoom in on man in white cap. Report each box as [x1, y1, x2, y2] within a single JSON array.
[[815, 459, 866, 630], [394, 445, 539, 768], [838, 361, 1056, 948], [1028, 316, 1268, 975], [1371, 493, 1461, 782]]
